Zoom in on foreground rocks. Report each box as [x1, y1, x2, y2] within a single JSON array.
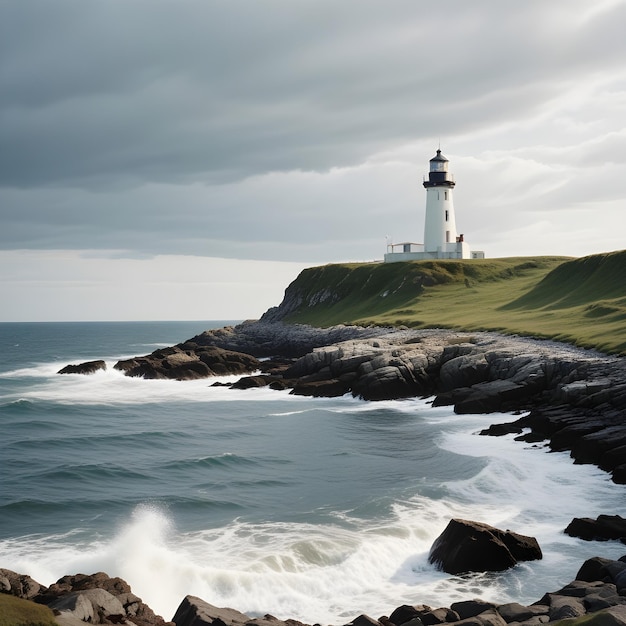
[[0, 570, 172, 626], [3, 553, 626, 626], [428, 519, 542, 574]]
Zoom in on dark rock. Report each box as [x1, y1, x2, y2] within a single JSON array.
[[577, 557, 616, 583], [231, 375, 275, 389], [351, 615, 384, 626], [420, 608, 460, 625], [114, 346, 259, 380], [547, 595, 586, 621], [613, 465, 626, 484], [290, 378, 348, 397], [172, 595, 307, 626], [58, 360, 106, 375], [565, 515, 626, 543], [479, 423, 524, 437], [450, 600, 497, 620], [173, 595, 251, 626], [428, 519, 542, 574], [388, 605, 427, 626], [454, 380, 530, 414], [352, 365, 423, 401], [495, 603, 548, 623], [439, 353, 489, 391]]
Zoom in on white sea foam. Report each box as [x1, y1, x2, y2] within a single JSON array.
[[1, 360, 285, 405], [2, 370, 625, 624], [3, 443, 624, 626]]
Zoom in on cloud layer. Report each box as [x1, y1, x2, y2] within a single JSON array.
[[1, 1, 625, 319]]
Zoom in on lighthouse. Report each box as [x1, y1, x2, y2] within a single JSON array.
[[384, 149, 485, 262], [423, 149, 458, 253]]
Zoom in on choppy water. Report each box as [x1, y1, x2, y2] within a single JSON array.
[[0, 321, 624, 623]]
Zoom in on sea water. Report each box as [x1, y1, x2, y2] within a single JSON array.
[[0, 321, 624, 624]]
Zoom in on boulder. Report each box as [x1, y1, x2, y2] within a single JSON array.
[[439, 353, 489, 391], [495, 602, 548, 623], [58, 360, 106, 375], [36, 571, 171, 626], [173, 595, 252, 626], [388, 605, 428, 625], [172, 595, 307, 626], [450, 600, 496, 620], [290, 378, 348, 397], [0, 568, 45, 599], [565, 515, 626, 543], [428, 519, 542, 574], [548, 595, 586, 621], [47, 588, 124, 623], [231, 375, 274, 389], [352, 364, 423, 401]]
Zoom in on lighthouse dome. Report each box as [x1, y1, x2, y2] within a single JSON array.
[[430, 149, 448, 163]]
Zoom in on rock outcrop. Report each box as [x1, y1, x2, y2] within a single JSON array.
[[565, 516, 626, 544], [427, 519, 542, 574], [113, 345, 260, 380], [58, 360, 106, 375], [194, 321, 626, 483], [57, 319, 626, 482], [0, 570, 171, 626]]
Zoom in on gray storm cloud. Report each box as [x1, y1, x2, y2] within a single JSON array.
[[1, 0, 626, 261]]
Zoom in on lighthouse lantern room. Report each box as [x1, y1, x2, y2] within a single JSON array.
[[384, 149, 485, 262]]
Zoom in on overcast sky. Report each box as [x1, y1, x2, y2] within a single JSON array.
[[1, 0, 625, 321]]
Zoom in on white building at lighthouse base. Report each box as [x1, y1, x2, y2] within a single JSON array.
[[384, 149, 485, 263], [384, 239, 483, 262]]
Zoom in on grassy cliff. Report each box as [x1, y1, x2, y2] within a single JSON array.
[[275, 250, 626, 354]]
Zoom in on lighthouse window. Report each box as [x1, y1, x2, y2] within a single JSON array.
[[445, 191, 448, 200], [445, 210, 449, 222]]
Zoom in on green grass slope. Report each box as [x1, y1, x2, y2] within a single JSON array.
[[0, 594, 57, 626], [280, 251, 626, 354]]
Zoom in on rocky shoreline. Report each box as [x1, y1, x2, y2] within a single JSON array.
[[43, 319, 626, 626], [64, 319, 625, 484], [3, 548, 626, 626]]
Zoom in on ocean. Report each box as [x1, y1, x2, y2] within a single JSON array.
[[0, 321, 624, 624]]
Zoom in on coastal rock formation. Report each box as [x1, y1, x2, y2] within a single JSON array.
[[0, 570, 171, 626], [193, 321, 626, 483], [565, 515, 626, 544], [428, 519, 542, 574], [58, 318, 626, 482], [3, 554, 626, 626], [184, 320, 389, 358], [113, 345, 259, 380], [58, 360, 106, 375]]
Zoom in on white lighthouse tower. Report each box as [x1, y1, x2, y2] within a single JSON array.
[[384, 149, 484, 262], [424, 149, 458, 254]]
